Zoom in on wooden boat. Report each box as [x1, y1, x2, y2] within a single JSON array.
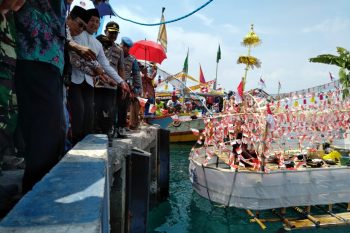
[[147, 114, 205, 142]]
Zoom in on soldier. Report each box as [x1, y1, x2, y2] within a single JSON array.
[[95, 21, 125, 139], [118, 37, 142, 134]]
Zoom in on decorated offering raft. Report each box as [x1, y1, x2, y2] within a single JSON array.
[[188, 24, 350, 230], [188, 89, 350, 230]]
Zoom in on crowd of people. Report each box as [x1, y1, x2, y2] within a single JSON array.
[[0, 1, 159, 211]]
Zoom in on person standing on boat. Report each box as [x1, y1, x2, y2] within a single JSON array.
[[68, 9, 129, 145], [119, 37, 142, 131], [141, 63, 156, 116], [95, 21, 125, 139], [155, 98, 165, 116], [13, 0, 67, 193]]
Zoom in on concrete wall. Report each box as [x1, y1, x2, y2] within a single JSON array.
[[0, 126, 168, 233]]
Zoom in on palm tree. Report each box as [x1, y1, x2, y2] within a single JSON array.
[[309, 47, 350, 98]]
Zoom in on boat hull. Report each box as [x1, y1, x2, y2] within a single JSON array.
[[189, 158, 350, 210], [148, 115, 205, 142]]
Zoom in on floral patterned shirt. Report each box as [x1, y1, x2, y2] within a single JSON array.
[[14, 0, 66, 74]]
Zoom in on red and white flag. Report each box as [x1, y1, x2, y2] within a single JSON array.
[[235, 80, 244, 104], [137, 97, 148, 107], [149, 104, 157, 113], [191, 128, 200, 136]]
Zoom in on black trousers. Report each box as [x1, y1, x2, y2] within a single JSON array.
[[67, 81, 94, 145], [15, 60, 65, 193], [94, 88, 116, 134], [115, 89, 129, 129]]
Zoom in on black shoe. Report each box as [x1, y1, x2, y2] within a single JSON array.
[[116, 132, 127, 139]]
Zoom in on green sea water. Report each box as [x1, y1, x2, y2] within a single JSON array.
[[148, 143, 350, 233]]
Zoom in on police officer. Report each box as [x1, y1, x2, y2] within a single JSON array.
[[95, 21, 125, 138], [116, 37, 142, 135]]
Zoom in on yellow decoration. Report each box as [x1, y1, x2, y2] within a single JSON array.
[[237, 56, 261, 69], [238, 24, 261, 93], [294, 100, 299, 107], [310, 96, 315, 103], [241, 24, 261, 47], [323, 150, 342, 161]]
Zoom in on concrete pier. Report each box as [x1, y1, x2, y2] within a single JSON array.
[[0, 125, 169, 233]]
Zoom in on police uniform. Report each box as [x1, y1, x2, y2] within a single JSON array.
[[95, 22, 125, 136], [115, 37, 142, 132]]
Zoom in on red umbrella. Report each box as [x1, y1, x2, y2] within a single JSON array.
[[129, 40, 167, 64]]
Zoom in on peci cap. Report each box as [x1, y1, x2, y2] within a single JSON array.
[[121, 37, 133, 47], [86, 8, 100, 21], [106, 21, 119, 32], [70, 6, 90, 24]]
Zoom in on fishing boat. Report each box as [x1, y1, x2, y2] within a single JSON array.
[[148, 114, 205, 142], [147, 71, 223, 142], [188, 25, 350, 230]]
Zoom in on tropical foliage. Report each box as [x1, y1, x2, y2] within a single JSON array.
[[309, 47, 350, 98]]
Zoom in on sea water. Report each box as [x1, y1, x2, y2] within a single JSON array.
[[148, 143, 350, 233]]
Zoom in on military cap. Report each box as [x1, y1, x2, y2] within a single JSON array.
[[106, 21, 119, 32]]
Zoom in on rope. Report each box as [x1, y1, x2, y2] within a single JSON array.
[[226, 168, 238, 207], [113, 0, 214, 26], [201, 164, 213, 204]]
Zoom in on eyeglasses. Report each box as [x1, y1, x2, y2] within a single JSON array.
[[74, 19, 85, 29]]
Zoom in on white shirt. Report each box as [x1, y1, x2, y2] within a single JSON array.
[[71, 31, 123, 86]]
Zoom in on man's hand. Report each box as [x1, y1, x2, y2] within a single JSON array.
[[75, 44, 96, 61], [120, 81, 130, 93], [0, 0, 25, 14]]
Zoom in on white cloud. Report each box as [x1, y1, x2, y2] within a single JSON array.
[[303, 18, 350, 33], [220, 24, 240, 35], [194, 13, 214, 26]]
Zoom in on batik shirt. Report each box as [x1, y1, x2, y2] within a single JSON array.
[[14, 0, 66, 74], [0, 11, 17, 137]]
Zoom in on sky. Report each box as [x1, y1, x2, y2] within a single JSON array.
[[73, 0, 350, 94]]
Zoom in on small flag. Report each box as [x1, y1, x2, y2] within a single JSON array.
[[216, 44, 221, 63], [329, 72, 334, 81], [191, 128, 200, 136], [237, 80, 243, 97], [182, 50, 189, 82], [157, 7, 167, 52], [171, 115, 179, 120], [149, 104, 157, 113], [235, 80, 244, 104], [199, 64, 206, 83], [137, 97, 148, 107], [259, 77, 266, 88], [164, 81, 168, 90], [183, 50, 189, 74]]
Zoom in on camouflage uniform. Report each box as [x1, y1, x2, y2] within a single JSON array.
[[0, 12, 17, 154]]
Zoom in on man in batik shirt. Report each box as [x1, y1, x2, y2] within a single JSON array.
[[14, 0, 66, 193]]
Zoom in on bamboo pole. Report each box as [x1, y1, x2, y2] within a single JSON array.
[[315, 205, 350, 224], [246, 209, 267, 230], [293, 207, 320, 226], [271, 209, 295, 229]]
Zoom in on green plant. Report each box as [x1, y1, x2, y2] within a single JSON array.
[[309, 47, 350, 98]]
